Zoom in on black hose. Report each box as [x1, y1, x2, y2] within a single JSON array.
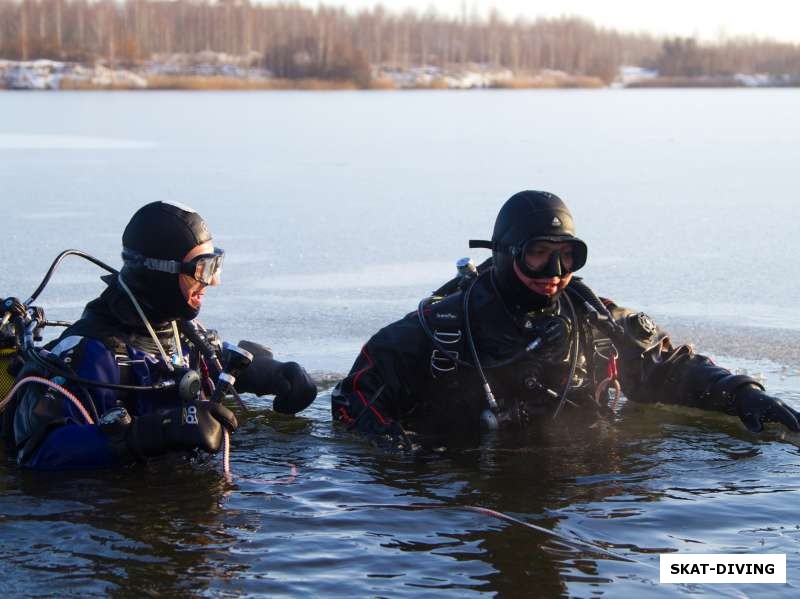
[[565, 278, 624, 337], [566, 278, 620, 325], [566, 278, 609, 316], [417, 273, 536, 372], [417, 297, 476, 369], [25, 348, 174, 393], [551, 291, 580, 420], [25, 249, 117, 306], [462, 272, 496, 410]]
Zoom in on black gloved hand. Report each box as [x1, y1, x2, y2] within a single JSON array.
[[353, 413, 416, 452], [735, 385, 800, 433], [272, 361, 317, 414], [331, 385, 415, 451], [126, 401, 238, 459], [236, 340, 317, 414]]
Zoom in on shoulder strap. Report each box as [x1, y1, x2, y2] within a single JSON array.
[[60, 315, 128, 357], [419, 294, 467, 376]]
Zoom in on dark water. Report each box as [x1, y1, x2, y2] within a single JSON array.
[[1, 89, 799, 597]]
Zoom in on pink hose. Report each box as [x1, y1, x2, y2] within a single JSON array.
[[223, 429, 231, 480], [595, 376, 622, 409], [0, 375, 94, 424], [0, 376, 289, 484]]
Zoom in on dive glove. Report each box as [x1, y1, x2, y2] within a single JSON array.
[[125, 400, 238, 459], [734, 385, 800, 433], [235, 340, 317, 414], [357, 415, 415, 452]]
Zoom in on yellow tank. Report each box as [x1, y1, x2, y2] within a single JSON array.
[[0, 347, 18, 398]]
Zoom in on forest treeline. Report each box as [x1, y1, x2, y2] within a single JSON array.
[[1, 0, 799, 85]]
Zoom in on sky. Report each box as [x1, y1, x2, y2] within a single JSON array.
[[295, 0, 800, 43]]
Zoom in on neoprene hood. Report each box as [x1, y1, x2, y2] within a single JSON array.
[[120, 201, 212, 322], [471, 190, 588, 309]]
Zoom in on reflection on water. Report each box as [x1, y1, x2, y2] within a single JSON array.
[[1, 89, 799, 596], [4, 396, 800, 597]]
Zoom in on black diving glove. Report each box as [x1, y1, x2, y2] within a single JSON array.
[[125, 401, 239, 459], [358, 416, 415, 452], [236, 340, 317, 414], [734, 385, 800, 433]]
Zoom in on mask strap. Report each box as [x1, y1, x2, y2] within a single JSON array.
[[122, 248, 181, 275], [468, 240, 494, 250], [117, 274, 175, 372]]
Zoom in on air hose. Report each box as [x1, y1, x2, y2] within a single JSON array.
[[0, 375, 94, 424]]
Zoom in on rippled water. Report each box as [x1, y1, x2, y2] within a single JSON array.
[[1, 89, 799, 597]]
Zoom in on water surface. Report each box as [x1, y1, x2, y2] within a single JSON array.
[[1, 89, 799, 597]]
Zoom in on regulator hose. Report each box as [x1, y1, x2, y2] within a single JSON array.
[[24, 348, 176, 393], [566, 278, 611, 318], [25, 249, 117, 306]]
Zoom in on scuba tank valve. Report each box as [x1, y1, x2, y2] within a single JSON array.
[[456, 257, 477, 278]]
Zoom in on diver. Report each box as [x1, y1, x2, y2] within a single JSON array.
[[1, 201, 317, 469], [331, 190, 799, 447]]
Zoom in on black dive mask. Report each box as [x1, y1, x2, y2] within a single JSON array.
[[469, 239, 586, 278], [510, 238, 587, 279]]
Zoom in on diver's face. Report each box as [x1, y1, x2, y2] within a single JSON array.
[[179, 241, 221, 311], [513, 240, 574, 297]]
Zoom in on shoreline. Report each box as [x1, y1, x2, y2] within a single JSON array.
[[3, 59, 798, 91], [2, 74, 608, 91], [3, 76, 799, 92], [2, 62, 798, 92], [3, 80, 799, 92]]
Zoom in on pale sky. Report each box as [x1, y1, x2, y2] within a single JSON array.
[[296, 0, 800, 43]]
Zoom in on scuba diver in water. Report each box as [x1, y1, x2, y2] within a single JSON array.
[[331, 190, 800, 447], [1, 201, 317, 469]]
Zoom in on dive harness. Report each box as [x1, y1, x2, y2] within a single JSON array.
[[417, 257, 654, 429], [417, 263, 586, 429]]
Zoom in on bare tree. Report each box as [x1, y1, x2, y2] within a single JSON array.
[[0, 0, 797, 82]]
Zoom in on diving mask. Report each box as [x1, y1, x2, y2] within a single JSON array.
[[122, 247, 224, 285], [512, 239, 586, 279]]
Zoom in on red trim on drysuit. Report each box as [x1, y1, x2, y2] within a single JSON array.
[[351, 346, 389, 426], [337, 407, 355, 425]]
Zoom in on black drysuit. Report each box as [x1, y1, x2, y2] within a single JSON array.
[[331, 270, 760, 442]]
